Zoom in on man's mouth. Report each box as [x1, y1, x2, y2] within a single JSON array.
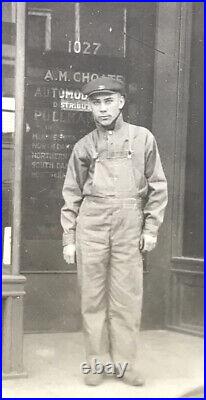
[[100, 116, 110, 120]]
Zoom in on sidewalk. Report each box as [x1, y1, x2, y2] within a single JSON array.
[[2, 330, 204, 398]]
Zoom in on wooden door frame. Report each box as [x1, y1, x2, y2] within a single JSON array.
[[152, 2, 203, 336]]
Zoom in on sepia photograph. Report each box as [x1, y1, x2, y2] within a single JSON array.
[[2, 2, 204, 398]]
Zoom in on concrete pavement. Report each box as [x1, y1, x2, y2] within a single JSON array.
[[2, 330, 204, 398]]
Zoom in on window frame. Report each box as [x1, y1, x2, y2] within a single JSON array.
[[171, 3, 203, 260], [27, 8, 52, 51]]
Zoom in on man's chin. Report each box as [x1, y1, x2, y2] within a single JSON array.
[[100, 121, 111, 126], [97, 118, 113, 127]]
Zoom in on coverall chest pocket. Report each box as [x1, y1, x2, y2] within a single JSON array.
[[113, 158, 142, 195], [92, 159, 114, 194]]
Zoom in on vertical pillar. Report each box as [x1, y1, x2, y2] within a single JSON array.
[[12, 3, 26, 275], [3, 2, 27, 379]]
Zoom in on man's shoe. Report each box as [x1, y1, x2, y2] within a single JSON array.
[[84, 372, 103, 386], [123, 370, 145, 386]]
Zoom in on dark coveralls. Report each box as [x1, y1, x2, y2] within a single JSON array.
[[61, 121, 168, 369]]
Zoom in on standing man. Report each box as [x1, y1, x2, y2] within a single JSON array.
[[61, 77, 168, 386]]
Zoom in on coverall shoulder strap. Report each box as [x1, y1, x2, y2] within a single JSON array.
[[90, 129, 99, 160], [128, 124, 136, 155]]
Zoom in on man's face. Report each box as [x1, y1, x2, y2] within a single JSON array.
[[88, 92, 125, 127]]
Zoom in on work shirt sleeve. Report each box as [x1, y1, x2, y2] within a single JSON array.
[[143, 132, 168, 237], [61, 143, 89, 246]]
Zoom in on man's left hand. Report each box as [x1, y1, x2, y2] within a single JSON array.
[[139, 234, 157, 252]]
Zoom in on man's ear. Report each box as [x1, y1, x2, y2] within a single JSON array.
[[119, 95, 125, 110]]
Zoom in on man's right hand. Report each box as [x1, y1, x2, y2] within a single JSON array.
[[63, 244, 76, 264]]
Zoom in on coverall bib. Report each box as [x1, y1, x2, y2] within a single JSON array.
[[76, 127, 144, 369]]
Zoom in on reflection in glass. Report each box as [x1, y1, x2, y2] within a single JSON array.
[[2, 3, 16, 273]]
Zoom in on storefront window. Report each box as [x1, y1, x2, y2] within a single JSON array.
[[2, 3, 16, 271], [80, 3, 126, 58], [21, 3, 156, 271]]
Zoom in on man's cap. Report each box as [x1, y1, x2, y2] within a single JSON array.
[[81, 77, 126, 97]]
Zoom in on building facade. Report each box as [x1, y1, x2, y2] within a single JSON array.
[[2, 2, 203, 378]]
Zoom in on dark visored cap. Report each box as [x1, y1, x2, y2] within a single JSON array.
[[81, 76, 126, 97]]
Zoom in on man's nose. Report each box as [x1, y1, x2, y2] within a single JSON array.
[[99, 102, 107, 112]]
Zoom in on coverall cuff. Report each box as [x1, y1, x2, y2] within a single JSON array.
[[62, 231, 76, 246], [142, 225, 158, 238]]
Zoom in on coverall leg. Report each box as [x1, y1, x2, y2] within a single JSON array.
[[108, 201, 143, 370], [76, 200, 112, 365]]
